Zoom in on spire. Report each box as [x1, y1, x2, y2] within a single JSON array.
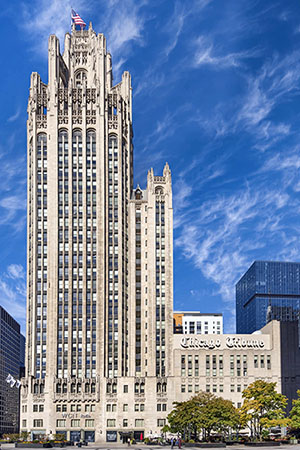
[[163, 162, 171, 181]]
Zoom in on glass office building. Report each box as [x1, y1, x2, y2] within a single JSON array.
[[0, 306, 25, 434], [236, 261, 300, 333]]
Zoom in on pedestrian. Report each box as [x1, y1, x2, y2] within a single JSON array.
[[128, 438, 130, 446], [171, 438, 174, 449], [178, 438, 182, 449]]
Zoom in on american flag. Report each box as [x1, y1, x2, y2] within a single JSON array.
[[71, 9, 86, 28]]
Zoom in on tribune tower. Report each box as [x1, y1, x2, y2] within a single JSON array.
[[21, 24, 174, 441]]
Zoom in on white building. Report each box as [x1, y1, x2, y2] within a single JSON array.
[[174, 311, 223, 335]]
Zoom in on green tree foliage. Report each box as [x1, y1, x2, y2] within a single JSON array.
[[289, 389, 300, 435], [240, 380, 288, 441], [166, 392, 239, 441]]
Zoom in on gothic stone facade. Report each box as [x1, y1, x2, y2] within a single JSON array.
[[20, 25, 296, 443]]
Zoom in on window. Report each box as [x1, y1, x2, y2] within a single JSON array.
[[254, 355, 258, 368], [260, 355, 265, 368], [206, 355, 210, 376], [219, 385, 223, 393], [107, 419, 116, 427], [267, 355, 271, 369], [123, 404, 128, 412], [123, 419, 128, 427], [195, 385, 199, 393], [157, 419, 166, 427], [33, 405, 38, 412], [181, 385, 185, 393], [22, 420, 27, 427], [57, 419, 66, 427], [123, 385, 128, 393], [85, 419, 94, 427], [71, 419, 80, 427], [33, 419, 43, 427], [134, 404, 139, 411], [230, 355, 234, 376], [188, 384, 192, 393], [39, 405, 44, 412], [237, 385, 241, 393], [135, 419, 144, 427], [206, 385, 210, 392], [230, 385, 234, 392]]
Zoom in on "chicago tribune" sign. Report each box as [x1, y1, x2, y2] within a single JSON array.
[[180, 336, 265, 350]]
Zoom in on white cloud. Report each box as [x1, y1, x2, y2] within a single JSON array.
[[175, 179, 297, 318], [21, 0, 89, 55], [7, 107, 21, 123], [193, 36, 258, 69], [7, 264, 25, 280], [0, 265, 27, 330]]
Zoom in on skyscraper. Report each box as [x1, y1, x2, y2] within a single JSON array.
[[236, 260, 300, 334], [22, 24, 173, 441], [0, 306, 25, 435]]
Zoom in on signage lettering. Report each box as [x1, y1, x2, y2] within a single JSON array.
[[180, 336, 265, 350]]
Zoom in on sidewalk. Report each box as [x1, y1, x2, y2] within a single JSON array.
[[1, 445, 298, 450]]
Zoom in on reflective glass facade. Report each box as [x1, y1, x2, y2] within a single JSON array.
[[0, 306, 25, 434], [236, 261, 300, 333]]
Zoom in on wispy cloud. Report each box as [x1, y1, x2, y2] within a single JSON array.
[[21, 0, 89, 55], [238, 52, 300, 130], [7, 264, 25, 280], [0, 193, 26, 231], [193, 36, 259, 69], [175, 180, 297, 323], [0, 264, 26, 330], [99, 0, 148, 79], [7, 107, 21, 123]]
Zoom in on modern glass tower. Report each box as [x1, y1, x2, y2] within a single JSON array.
[[236, 261, 300, 333], [22, 24, 173, 442], [0, 306, 25, 435]]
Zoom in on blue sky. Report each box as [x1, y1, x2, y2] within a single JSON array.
[[1, 0, 300, 333]]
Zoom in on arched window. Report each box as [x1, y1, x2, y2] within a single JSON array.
[[62, 383, 67, 393], [72, 130, 82, 155], [40, 384, 44, 394], [77, 383, 82, 393], [37, 133, 47, 156], [108, 135, 117, 155], [75, 70, 87, 88], [34, 383, 39, 394], [85, 383, 90, 393], [156, 382, 161, 393], [155, 186, 164, 195], [91, 383, 96, 393], [58, 130, 68, 152], [140, 382, 145, 394], [56, 384, 61, 394], [162, 382, 167, 393], [134, 382, 139, 394], [86, 130, 96, 155], [71, 383, 76, 393], [135, 188, 142, 200]]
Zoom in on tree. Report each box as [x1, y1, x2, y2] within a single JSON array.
[[200, 396, 240, 439], [289, 389, 300, 436], [240, 380, 288, 441], [166, 392, 239, 441]]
